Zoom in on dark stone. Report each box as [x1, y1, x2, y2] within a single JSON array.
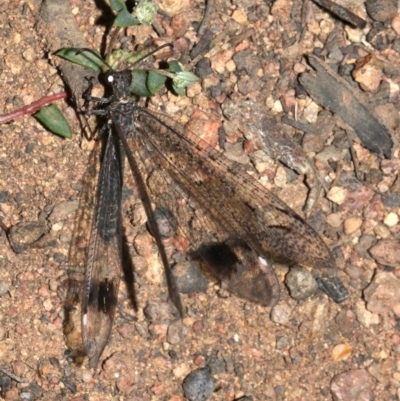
[[354, 235, 377, 257], [195, 58, 213, 79], [182, 368, 214, 401], [366, 0, 397, 22], [366, 26, 396, 51], [383, 194, 400, 207], [365, 168, 383, 185], [316, 277, 349, 303], [8, 221, 47, 254], [233, 48, 262, 76], [207, 353, 226, 375], [143, 301, 175, 324], [0, 191, 10, 204]]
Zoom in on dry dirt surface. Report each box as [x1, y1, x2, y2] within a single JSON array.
[[1, 0, 400, 400]]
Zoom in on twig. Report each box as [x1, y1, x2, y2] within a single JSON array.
[[281, 116, 316, 135], [0, 92, 67, 124], [198, 0, 213, 37], [152, 17, 165, 37], [311, 0, 366, 29], [0, 367, 27, 383], [330, 160, 342, 188]]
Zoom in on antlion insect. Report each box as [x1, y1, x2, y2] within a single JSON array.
[[64, 44, 348, 368]]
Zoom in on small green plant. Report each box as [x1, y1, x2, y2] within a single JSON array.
[[33, 0, 199, 137]]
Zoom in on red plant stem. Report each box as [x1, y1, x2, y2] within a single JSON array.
[[0, 92, 68, 124]]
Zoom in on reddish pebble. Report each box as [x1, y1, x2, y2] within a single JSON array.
[[37, 283, 50, 297], [4, 388, 19, 400], [193, 354, 206, 366], [12, 361, 26, 377], [169, 396, 183, 401], [186, 109, 221, 146], [392, 334, 400, 345], [151, 383, 166, 395], [192, 320, 204, 333]]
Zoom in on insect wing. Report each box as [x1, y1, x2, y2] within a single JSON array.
[[82, 133, 123, 368], [64, 141, 102, 364], [125, 107, 335, 306]]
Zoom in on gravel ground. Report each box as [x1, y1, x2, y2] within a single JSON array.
[[0, 0, 400, 400]]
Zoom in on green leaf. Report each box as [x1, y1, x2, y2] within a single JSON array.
[[134, 0, 158, 25], [130, 70, 152, 97], [109, 0, 126, 12], [172, 84, 185, 96], [56, 48, 103, 72], [168, 60, 183, 73], [34, 105, 72, 139], [173, 71, 199, 89], [147, 71, 167, 95], [168, 61, 199, 95], [114, 9, 140, 27]]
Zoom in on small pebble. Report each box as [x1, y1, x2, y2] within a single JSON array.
[[272, 100, 283, 113], [383, 194, 400, 207], [302, 133, 325, 153], [173, 363, 191, 379], [157, 0, 190, 14], [8, 221, 47, 254], [193, 354, 206, 366], [316, 277, 349, 303], [207, 354, 226, 375], [354, 235, 377, 257], [383, 212, 398, 227], [331, 343, 352, 361], [327, 212, 344, 228], [327, 187, 347, 205], [48, 200, 79, 223], [82, 371, 93, 383], [274, 166, 287, 188], [231, 10, 248, 25], [364, 271, 400, 314], [270, 301, 293, 325], [182, 368, 214, 401], [167, 320, 188, 345], [303, 101, 319, 123], [366, 0, 397, 22], [285, 266, 319, 300], [276, 336, 290, 350], [192, 320, 204, 333], [373, 224, 391, 238], [43, 299, 53, 311], [355, 301, 380, 328], [315, 145, 343, 162], [369, 239, 400, 267], [352, 55, 383, 93], [143, 301, 175, 324], [331, 369, 374, 401], [224, 142, 250, 165], [343, 217, 362, 235], [335, 309, 359, 337]]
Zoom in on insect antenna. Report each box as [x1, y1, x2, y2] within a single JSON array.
[[130, 43, 173, 67]]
